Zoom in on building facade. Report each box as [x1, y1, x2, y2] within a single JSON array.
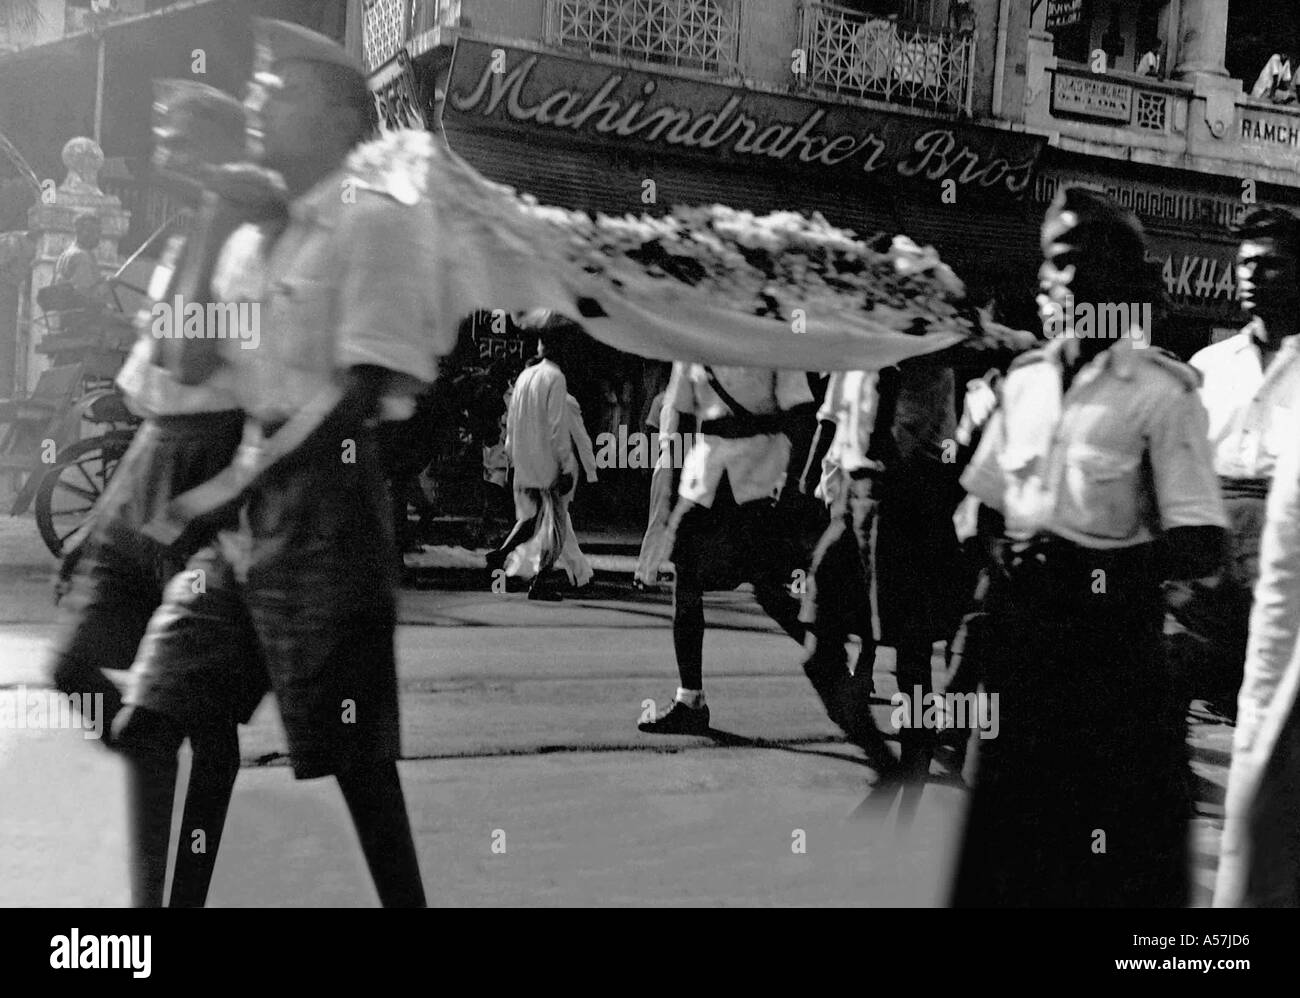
[[353, 0, 1300, 352]]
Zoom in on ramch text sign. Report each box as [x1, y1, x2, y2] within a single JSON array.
[[445, 39, 1045, 198], [1240, 115, 1300, 151]]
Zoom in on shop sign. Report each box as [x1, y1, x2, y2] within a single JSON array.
[[1051, 72, 1132, 123], [1147, 236, 1243, 319], [1240, 113, 1300, 151], [1045, 0, 1087, 31], [445, 39, 1046, 197]]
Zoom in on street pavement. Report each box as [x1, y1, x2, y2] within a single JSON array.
[[0, 514, 1234, 907]]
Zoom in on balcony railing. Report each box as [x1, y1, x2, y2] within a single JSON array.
[[363, 0, 461, 70], [799, 2, 974, 114], [364, 0, 409, 71], [544, 0, 741, 76]]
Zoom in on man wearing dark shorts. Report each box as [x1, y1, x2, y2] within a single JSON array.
[[638, 362, 814, 734], [47, 79, 267, 908], [112, 20, 445, 907]]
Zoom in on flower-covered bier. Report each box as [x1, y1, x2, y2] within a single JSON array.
[[517, 199, 974, 337]]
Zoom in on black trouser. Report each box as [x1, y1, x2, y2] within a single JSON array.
[[951, 537, 1190, 907], [801, 471, 896, 771], [670, 474, 805, 691]]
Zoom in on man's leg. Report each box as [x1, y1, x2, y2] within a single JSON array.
[[802, 496, 896, 773], [48, 532, 162, 743], [335, 759, 427, 908], [895, 633, 936, 779], [748, 499, 807, 646], [114, 708, 185, 907], [639, 500, 711, 734], [527, 490, 568, 601], [671, 502, 707, 692], [113, 545, 258, 908], [486, 487, 541, 570], [486, 516, 537, 568], [802, 504, 853, 704], [167, 722, 242, 908]]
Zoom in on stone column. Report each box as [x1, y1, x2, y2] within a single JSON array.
[[23, 137, 130, 393], [1173, 0, 1229, 80]]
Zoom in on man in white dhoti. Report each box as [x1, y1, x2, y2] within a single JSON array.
[[485, 311, 595, 600]]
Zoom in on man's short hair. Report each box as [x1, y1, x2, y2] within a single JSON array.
[[1045, 186, 1159, 303], [297, 59, 380, 145], [1234, 207, 1300, 256], [1047, 186, 1147, 269], [517, 309, 583, 353]]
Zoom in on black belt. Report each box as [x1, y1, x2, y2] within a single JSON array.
[[699, 413, 784, 438], [150, 409, 243, 431], [993, 534, 1156, 576]]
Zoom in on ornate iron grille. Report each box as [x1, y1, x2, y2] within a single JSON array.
[[1135, 90, 1167, 132], [545, 0, 741, 75], [799, 2, 973, 114], [364, 0, 409, 71]]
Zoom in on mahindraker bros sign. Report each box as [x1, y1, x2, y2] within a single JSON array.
[[445, 39, 1046, 198]]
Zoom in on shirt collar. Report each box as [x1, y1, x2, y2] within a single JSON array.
[[1238, 318, 1300, 359], [1044, 335, 1136, 382], [1242, 317, 1268, 352]]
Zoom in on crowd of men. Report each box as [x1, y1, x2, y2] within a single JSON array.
[[39, 15, 1300, 908]]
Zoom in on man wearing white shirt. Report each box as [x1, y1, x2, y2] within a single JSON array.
[[1251, 53, 1294, 101], [485, 312, 584, 599], [796, 367, 899, 775], [638, 362, 815, 734], [1215, 400, 1300, 906], [1168, 208, 1300, 720]]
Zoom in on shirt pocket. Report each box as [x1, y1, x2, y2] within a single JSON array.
[[267, 275, 334, 366], [1063, 443, 1141, 540]]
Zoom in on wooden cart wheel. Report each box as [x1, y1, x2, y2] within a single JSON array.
[[33, 430, 134, 558]]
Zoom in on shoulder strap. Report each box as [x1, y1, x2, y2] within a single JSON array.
[[702, 366, 753, 419]]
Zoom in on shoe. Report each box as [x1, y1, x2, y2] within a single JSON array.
[[638, 699, 711, 735], [527, 585, 563, 601]]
